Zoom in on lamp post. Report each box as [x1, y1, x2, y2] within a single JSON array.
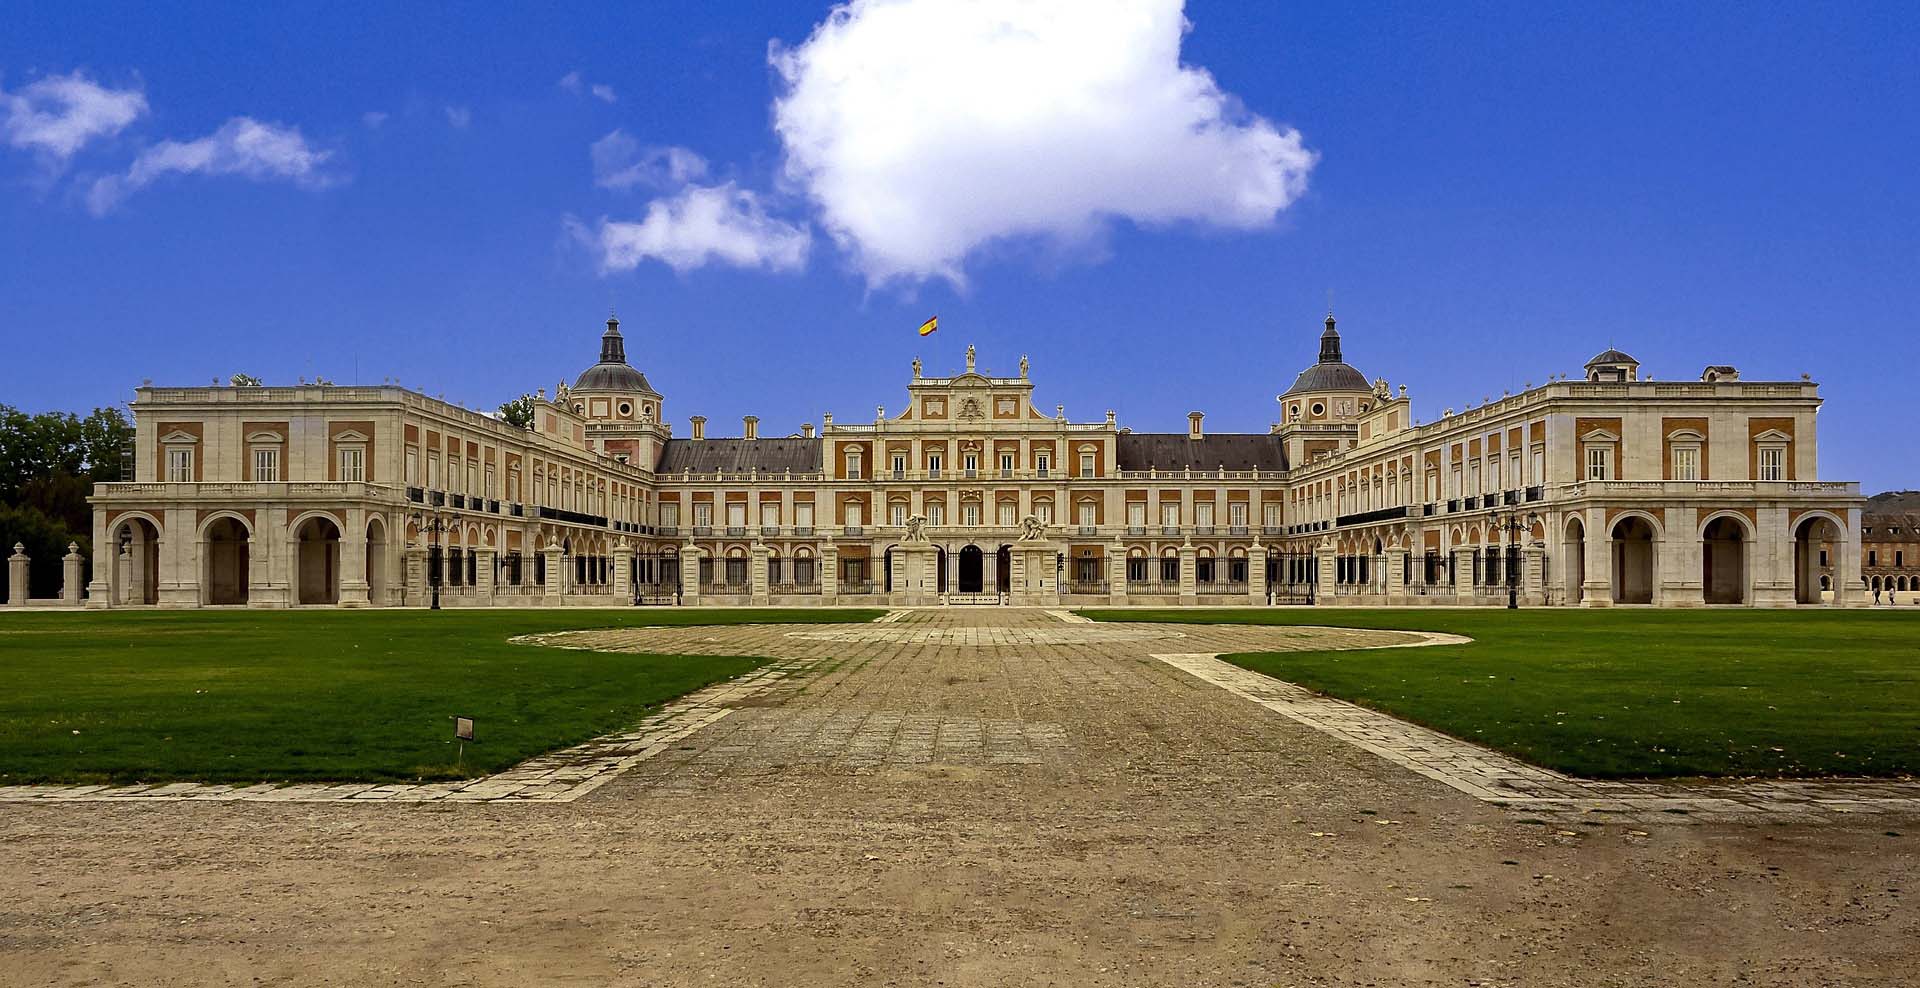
[[1487, 507, 1541, 609], [412, 512, 453, 610]]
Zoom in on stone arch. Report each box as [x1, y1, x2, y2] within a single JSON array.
[[1610, 514, 1659, 605], [200, 513, 251, 606], [957, 543, 985, 593], [109, 513, 164, 606], [1700, 512, 1752, 605], [365, 516, 389, 605], [292, 514, 342, 605], [1563, 515, 1587, 605], [1792, 512, 1846, 604]]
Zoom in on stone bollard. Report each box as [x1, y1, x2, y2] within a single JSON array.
[[7, 543, 28, 606], [62, 542, 85, 605]]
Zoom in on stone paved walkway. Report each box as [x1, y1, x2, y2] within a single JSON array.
[[4, 607, 1917, 824]]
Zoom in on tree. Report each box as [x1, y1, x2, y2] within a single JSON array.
[[0, 405, 132, 590], [497, 394, 538, 430], [0, 503, 84, 600]]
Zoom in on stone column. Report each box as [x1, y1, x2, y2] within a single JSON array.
[[61, 542, 84, 605], [1108, 539, 1129, 606], [1452, 548, 1476, 603], [1524, 544, 1546, 606], [1178, 542, 1197, 605], [544, 542, 566, 600], [473, 545, 496, 607], [337, 507, 370, 607], [681, 542, 703, 605], [1581, 507, 1611, 606], [612, 540, 634, 601], [819, 542, 839, 603], [86, 512, 111, 608], [1836, 507, 1866, 607], [1664, 505, 1700, 607], [1751, 506, 1794, 608], [157, 507, 196, 607], [6, 543, 28, 606], [1384, 546, 1407, 601], [1248, 542, 1268, 606], [1313, 543, 1336, 605], [750, 543, 771, 605], [405, 544, 426, 607]]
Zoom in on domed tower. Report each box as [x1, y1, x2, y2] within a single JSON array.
[[1277, 311, 1376, 425], [568, 312, 664, 425]]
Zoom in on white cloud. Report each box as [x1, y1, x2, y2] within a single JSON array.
[[361, 110, 389, 129], [591, 130, 708, 190], [445, 105, 471, 128], [0, 71, 147, 161], [769, 0, 1317, 287], [583, 183, 811, 274], [87, 116, 333, 215], [560, 71, 617, 103]]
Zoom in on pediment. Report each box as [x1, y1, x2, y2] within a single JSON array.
[[1579, 428, 1620, 443], [1665, 428, 1706, 443], [159, 430, 199, 444], [331, 429, 371, 443], [1752, 429, 1792, 444], [245, 431, 285, 444]]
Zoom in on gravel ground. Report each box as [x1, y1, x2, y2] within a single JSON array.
[[1, 609, 1913, 987]]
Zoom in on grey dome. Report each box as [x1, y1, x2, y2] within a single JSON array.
[[1284, 361, 1371, 395], [573, 362, 655, 393], [1281, 311, 1371, 396], [1585, 348, 1638, 366], [571, 314, 659, 394]]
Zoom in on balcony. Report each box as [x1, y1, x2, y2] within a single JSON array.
[[792, 526, 815, 537], [1227, 525, 1249, 536], [725, 526, 748, 537], [963, 468, 978, 479], [407, 486, 424, 503], [1262, 525, 1286, 536], [760, 525, 782, 537], [1076, 525, 1099, 536], [656, 526, 679, 537], [1194, 526, 1216, 536], [927, 468, 942, 480], [692, 525, 714, 536], [1160, 526, 1182, 536], [843, 526, 864, 536], [1126, 525, 1147, 536]]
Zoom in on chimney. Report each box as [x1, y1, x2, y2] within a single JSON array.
[[743, 415, 759, 440], [1188, 411, 1204, 440], [801, 423, 816, 439], [690, 415, 706, 441]]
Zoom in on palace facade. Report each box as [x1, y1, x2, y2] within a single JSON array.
[[86, 313, 1868, 609]]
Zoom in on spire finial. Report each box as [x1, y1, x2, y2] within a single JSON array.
[[599, 312, 627, 364]]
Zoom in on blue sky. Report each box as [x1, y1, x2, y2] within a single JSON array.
[[3, 1, 1916, 491]]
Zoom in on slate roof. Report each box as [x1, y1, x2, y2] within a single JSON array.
[[1116, 433, 1288, 472], [1585, 348, 1638, 366], [1283, 362, 1370, 395], [574, 363, 657, 394], [655, 438, 821, 474]]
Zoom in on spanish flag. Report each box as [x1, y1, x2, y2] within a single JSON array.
[[917, 315, 938, 337]]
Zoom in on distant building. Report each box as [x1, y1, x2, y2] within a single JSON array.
[[87, 312, 1867, 608], [1854, 491, 1920, 597]]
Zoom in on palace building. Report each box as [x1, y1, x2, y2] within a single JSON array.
[[85, 312, 1869, 609]]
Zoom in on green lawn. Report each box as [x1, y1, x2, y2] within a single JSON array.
[[1080, 608, 1920, 780], [0, 608, 882, 785]]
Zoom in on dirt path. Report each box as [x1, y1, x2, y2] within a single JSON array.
[[1, 609, 1913, 986]]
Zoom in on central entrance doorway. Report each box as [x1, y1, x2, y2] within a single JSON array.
[[958, 545, 984, 593]]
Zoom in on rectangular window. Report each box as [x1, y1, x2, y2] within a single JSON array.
[[1759, 446, 1784, 481], [927, 453, 942, 477], [846, 452, 862, 479], [795, 502, 814, 528], [845, 502, 863, 528], [252, 447, 279, 482], [1161, 503, 1179, 526], [890, 502, 906, 527], [762, 503, 780, 527], [693, 502, 712, 526], [1078, 501, 1096, 527], [1586, 447, 1611, 481], [998, 501, 1016, 527], [1127, 502, 1147, 526], [1035, 453, 1050, 477], [963, 453, 978, 475], [1195, 501, 1214, 527], [1263, 503, 1282, 527], [338, 447, 365, 483], [1229, 502, 1248, 527], [1489, 457, 1501, 491], [1531, 447, 1546, 485], [405, 448, 418, 485], [928, 503, 946, 526], [1034, 502, 1051, 524], [427, 454, 440, 489], [1673, 446, 1699, 481], [726, 502, 747, 527], [963, 502, 980, 526], [999, 453, 1014, 475], [467, 463, 477, 495], [484, 464, 495, 497], [1508, 452, 1521, 489], [166, 447, 193, 482], [1468, 461, 1481, 495], [891, 454, 906, 477], [1079, 452, 1095, 476]]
